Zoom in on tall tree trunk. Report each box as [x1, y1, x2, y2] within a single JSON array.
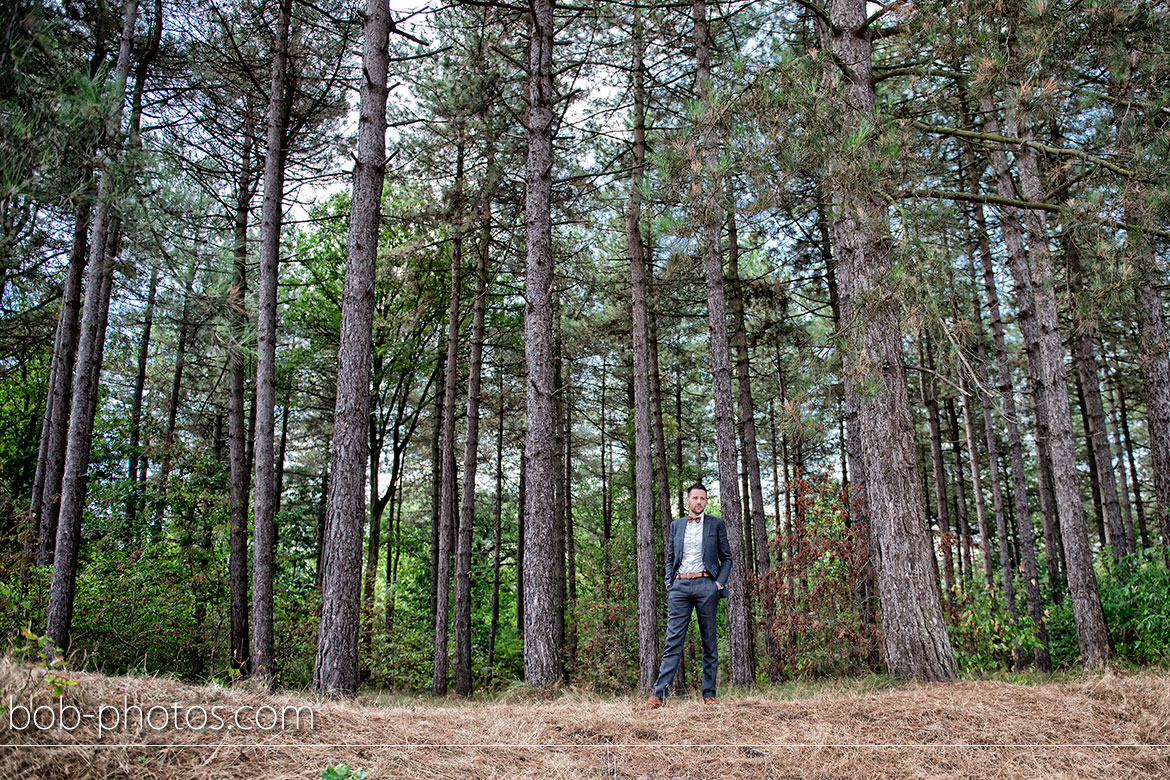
[[33, 198, 92, 566], [822, 214, 877, 648], [957, 374, 994, 593], [153, 261, 198, 538], [627, 2, 659, 691], [1075, 376, 1108, 547], [251, 0, 293, 686], [311, 0, 389, 697], [727, 196, 778, 681], [552, 340, 567, 678], [516, 451, 525, 637], [600, 363, 611, 590], [1118, 376, 1151, 549], [44, 0, 140, 656], [1010, 106, 1111, 664], [648, 291, 673, 556], [1070, 277, 1126, 564], [227, 136, 254, 675], [521, 0, 561, 687], [977, 96, 1065, 606], [455, 166, 490, 696], [274, 392, 290, 518], [487, 364, 505, 685], [964, 211, 1021, 665], [383, 440, 403, 632], [1132, 284, 1170, 558], [562, 360, 576, 678], [944, 396, 972, 581], [429, 360, 442, 629], [693, 0, 754, 685], [124, 267, 157, 541], [1133, 264, 1170, 561], [1113, 76, 1170, 561], [817, 0, 956, 680], [1103, 351, 1137, 555], [362, 412, 384, 662], [962, 144, 1050, 668], [120, 0, 163, 542], [434, 142, 465, 696], [919, 339, 955, 601]]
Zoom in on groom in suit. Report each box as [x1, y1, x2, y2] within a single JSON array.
[[637, 482, 732, 709]]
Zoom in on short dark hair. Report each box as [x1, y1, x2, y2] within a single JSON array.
[[687, 482, 707, 496]]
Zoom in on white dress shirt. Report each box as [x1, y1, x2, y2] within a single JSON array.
[[678, 515, 705, 574]]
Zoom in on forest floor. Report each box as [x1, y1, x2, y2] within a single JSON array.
[[2, 656, 1169, 780]]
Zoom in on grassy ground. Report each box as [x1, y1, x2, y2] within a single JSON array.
[[3, 656, 1169, 779]]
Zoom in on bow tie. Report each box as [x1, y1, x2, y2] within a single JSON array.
[[687, 515, 703, 523]]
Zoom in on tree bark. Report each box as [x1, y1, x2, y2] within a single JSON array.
[[817, 0, 957, 680], [627, 1, 659, 691], [455, 160, 491, 696], [562, 359, 576, 678], [961, 137, 1050, 667], [943, 396, 972, 581], [251, 0, 293, 686], [153, 261, 198, 538], [487, 364, 505, 685], [1133, 262, 1170, 559], [521, 0, 561, 687], [1118, 376, 1151, 549], [44, 0, 140, 657], [1103, 351, 1137, 555], [434, 142, 466, 696], [1010, 106, 1111, 664], [311, 0, 389, 698], [429, 360, 442, 629], [978, 96, 1065, 605], [648, 288, 674, 560], [727, 196, 778, 681], [693, 0, 754, 686], [957, 374, 994, 593], [33, 197, 91, 566], [120, 0, 163, 543], [822, 214, 877, 647], [1070, 277, 1126, 564], [1113, 75, 1170, 561], [125, 267, 157, 540], [959, 200, 1031, 667], [919, 339, 955, 601], [227, 137, 254, 675]]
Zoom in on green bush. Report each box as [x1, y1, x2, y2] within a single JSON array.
[[1099, 550, 1170, 665], [1045, 549, 1170, 667], [946, 585, 1041, 673]]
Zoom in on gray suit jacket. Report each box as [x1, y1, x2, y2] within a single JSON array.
[[664, 513, 733, 594]]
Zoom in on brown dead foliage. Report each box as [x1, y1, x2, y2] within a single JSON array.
[[2, 656, 1169, 780]]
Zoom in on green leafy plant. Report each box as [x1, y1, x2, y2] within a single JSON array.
[[321, 764, 368, 780], [947, 587, 1041, 673], [15, 626, 78, 697]]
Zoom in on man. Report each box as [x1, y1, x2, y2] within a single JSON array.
[[637, 482, 732, 709]]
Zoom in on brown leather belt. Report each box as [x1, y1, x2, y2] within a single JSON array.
[[676, 572, 710, 579]]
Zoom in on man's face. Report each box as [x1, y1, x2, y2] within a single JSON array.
[[686, 488, 708, 517]]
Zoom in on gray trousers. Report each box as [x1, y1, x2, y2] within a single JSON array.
[[651, 575, 720, 699]]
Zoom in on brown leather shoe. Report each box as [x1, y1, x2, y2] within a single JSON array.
[[635, 695, 663, 711], [703, 696, 717, 706]]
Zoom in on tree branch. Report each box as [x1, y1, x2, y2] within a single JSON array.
[[903, 188, 1170, 239], [911, 120, 1135, 178]]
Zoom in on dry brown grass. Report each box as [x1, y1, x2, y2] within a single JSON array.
[[3, 656, 1169, 779]]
